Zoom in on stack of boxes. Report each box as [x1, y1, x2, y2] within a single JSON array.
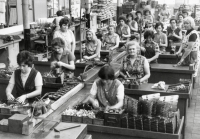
[[92, 0, 116, 29], [0, 114, 33, 135]]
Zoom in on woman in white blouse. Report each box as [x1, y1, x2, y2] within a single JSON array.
[[53, 17, 76, 54]]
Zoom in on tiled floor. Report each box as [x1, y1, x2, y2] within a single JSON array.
[[185, 69, 200, 139]]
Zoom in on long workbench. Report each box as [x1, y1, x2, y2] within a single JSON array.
[[149, 63, 194, 84]]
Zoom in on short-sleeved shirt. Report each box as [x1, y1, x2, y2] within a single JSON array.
[[53, 30, 75, 52], [9, 69, 43, 87], [154, 32, 167, 46], [141, 41, 160, 63], [127, 20, 138, 33], [103, 33, 119, 50], [167, 27, 182, 43]]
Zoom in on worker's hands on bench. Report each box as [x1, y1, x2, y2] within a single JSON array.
[[6, 93, 15, 101]]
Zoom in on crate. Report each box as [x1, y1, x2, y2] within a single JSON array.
[[93, 118, 104, 126], [71, 116, 83, 123], [82, 117, 93, 124], [104, 109, 125, 127], [62, 115, 72, 122]]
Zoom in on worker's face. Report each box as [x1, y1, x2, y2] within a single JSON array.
[[127, 16, 133, 21], [183, 12, 188, 18], [19, 63, 29, 74], [163, 5, 167, 10], [53, 45, 63, 54], [108, 27, 114, 34], [86, 32, 93, 40], [156, 25, 162, 33], [128, 45, 137, 56], [184, 20, 191, 30], [145, 11, 150, 16], [170, 20, 176, 28], [178, 15, 184, 22], [119, 20, 125, 26], [136, 13, 141, 18], [61, 24, 68, 32], [146, 36, 153, 43]]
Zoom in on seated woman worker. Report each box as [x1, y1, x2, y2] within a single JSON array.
[[102, 25, 120, 51], [141, 30, 160, 63], [116, 16, 131, 42], [83, 29, 101, 61], [82, 65, 124, 111], [50, 37, 75, 79], [120, 41, 150, 84], [6, 51, 43, 104]]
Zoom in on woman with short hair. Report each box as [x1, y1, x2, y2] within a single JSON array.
[[126, 13, 138, 34], [167, 19, 182, 47], [50, 37, 75, 73], [154, 22, 168, 52], [53, 17, 76, 54], [141, 30, 160, 63], [83, 65, 124, 111], [116, 16, 131, 41], [102, 25, 120, 51], [6, 51, 43, 104], [120, 41, 150, 84]]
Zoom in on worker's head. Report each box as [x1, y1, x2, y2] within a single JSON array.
[[126, 13, 134, 21], [178, 14, 184, 22], [182, 9, 189, 18], [118, 16, 127, 26], [59, 17, 71, 31], [183, 16, 195, 30], [107, 24, 115, 34], [56, 10, 64, 16], [170, 19, 177, 28], [17, 51, 34, 73], [126, 41, 140, 56], [136, 11, 142, 17], [155, 22, 164, 33], [144, 10, 151, 16], [86, 29, 97, 41], [144, 29, 155, 43], [98, 65, 115, 83], [51, 37, 65, 54], [163, 4, 167, 9]]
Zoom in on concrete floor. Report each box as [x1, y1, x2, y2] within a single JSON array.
[[185, 69, 200, 139]]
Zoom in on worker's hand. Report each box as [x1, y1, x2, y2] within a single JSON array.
[[109, 47, 114, 51], [56, 61, 64, 67], [104, 105, 111, 112], [173, 61, 182, 67], [6, 93, 15, 101], [16, 95, 27, 104], [83, 56, 90, 60], [122, 34, 126, 37], [140, 47, 146, 52], [92, 99, 99, 109], [50, 61, 57, 69], [147, 59, 151, 63]]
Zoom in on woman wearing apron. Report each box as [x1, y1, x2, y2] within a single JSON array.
[[175, 17, 199, 76]]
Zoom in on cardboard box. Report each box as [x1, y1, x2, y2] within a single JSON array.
[[0, 119, 8, 132], [8, 114, 29, 134]]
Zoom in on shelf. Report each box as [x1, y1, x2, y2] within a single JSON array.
[[97, 15, 115, 22]]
